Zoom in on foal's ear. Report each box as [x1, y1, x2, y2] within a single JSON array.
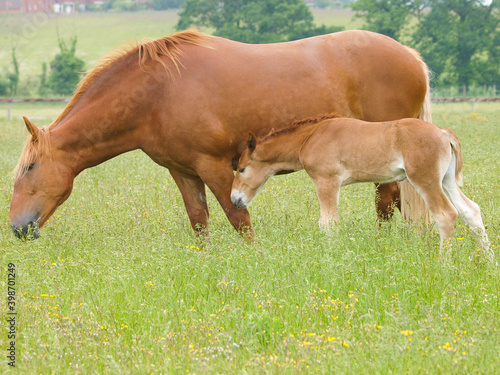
[[23, 117, 40, 142], [247, 132, 257, 153]]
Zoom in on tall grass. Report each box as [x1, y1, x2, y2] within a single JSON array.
[[1, 102, 499, 373]]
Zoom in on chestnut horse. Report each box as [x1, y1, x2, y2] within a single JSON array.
[[231, 115, 493, 260], [10, 30, 431, 239]]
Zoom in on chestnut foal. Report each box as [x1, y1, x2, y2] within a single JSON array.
[[231, 115, 493, 261]]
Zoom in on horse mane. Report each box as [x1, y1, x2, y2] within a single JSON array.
[[261, 112, 342, 142], [50, 30, 214, 128], [14, 128, 51, 178]]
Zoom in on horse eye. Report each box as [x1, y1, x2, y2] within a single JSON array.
[[239, 168, 246, 174], [27, 163, 35, 172]]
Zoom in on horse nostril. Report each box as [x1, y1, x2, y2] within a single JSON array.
[[11, 221, 40, 240]]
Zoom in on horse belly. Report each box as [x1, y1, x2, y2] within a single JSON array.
[[340, 156, 406, 186]]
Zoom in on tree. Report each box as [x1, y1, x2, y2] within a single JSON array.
[[7, 47, 20, 96], [39, 62, 49, 97], [351, 0, 414, 40], [413, 0, 499, 87], [0, 47, 20, 97], [352, 0, 499, 88], [152, 0, 184, 10], [48, 37, 85, 95], [177, 0, 342, 43]]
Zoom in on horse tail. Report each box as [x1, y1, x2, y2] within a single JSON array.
[[400, 47, 434, 224], [443, 128, 464, 186], [417, 52, 433, 124]]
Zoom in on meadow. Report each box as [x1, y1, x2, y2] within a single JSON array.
[[0, 100, 499, 373], [1, 8, 500, 374]]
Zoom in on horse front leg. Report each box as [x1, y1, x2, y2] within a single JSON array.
[[169, 169, 210, 235], [196, 158, 255, 241], [375, 182, 401, 222]]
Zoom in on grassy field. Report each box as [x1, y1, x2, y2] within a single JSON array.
[[0, 9, 358, 95], [0, 102, 499, 373]]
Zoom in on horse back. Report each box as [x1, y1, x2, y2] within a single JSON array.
[[147, 31, 428, 171]]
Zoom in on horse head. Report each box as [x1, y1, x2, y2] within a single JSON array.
[[9, 117, 75, 239], [231, 132, 274, 209]]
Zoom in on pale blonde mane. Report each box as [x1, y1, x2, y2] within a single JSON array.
[[50, 30, 214, 128], [14, 128, 51, 178]]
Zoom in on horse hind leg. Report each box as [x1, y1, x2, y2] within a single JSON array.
[[441, 169, 493, 261], [375, 182, 401, 222], [408, 176, 458, 259]]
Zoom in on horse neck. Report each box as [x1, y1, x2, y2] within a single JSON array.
[[260, 123, 320, 170], [48, 53, 162, 175], [50, 100, 148, 176]]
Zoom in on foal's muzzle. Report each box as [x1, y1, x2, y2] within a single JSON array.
[[231, 190, 248, 209], [11, 221, 40, 240]]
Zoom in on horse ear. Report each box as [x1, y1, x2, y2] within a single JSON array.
[[248, 132, 257, 153], [23, 117, 40, 142]]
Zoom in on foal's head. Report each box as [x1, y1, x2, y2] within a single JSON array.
[[9, 118, 75, 239], [231, 133, 276, 209]]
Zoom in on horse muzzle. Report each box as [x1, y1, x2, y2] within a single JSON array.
[[11, 220, 41, 240], [231, 190, 248, 209]]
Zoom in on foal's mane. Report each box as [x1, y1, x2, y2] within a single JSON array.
[[51, 30, 213, 128], [261, 113, 342, 142]]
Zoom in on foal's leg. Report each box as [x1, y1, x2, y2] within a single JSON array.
[[312, 176, 341, 231], [196, 158, 255, 240], [170, 169, 210, 234], [410, 180, 458, 258], [441, 172, 493, 260]]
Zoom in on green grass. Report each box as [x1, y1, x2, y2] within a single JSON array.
[[0, 103, 499, 373]]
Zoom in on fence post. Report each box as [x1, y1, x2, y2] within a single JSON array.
[[7, 101, 11, 121]]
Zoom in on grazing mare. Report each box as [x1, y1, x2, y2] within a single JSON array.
[[231, 115, 493, 260], [10, 30, 431, 239]]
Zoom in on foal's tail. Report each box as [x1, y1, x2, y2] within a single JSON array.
[[442, 128, 464, 186], [400, 47, 433, 224]]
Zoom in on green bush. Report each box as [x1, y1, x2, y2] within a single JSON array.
[[47, 37, 85, 96]]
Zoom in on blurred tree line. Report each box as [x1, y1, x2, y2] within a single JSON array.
[[351, 0, 499, 90], [1, 0, 497, 97], [178, 0, 499, 92], [177, 0, 342, 43]]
